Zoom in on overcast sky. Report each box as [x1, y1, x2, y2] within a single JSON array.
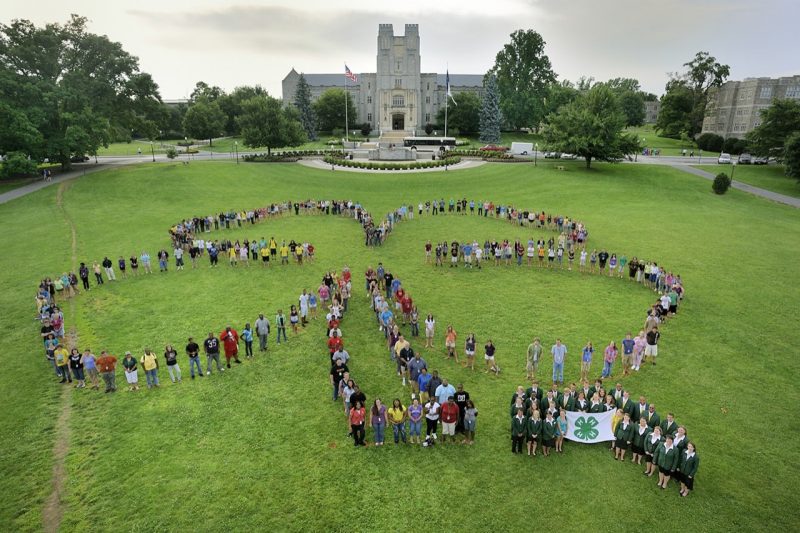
[[4, 0, 798, 99]]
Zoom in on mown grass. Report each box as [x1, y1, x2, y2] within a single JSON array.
[[696, 164, 800, 198], [1, 161, 799, 531], [626, 125, 697, 156]]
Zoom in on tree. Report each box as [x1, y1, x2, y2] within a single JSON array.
[[656, 81, 694, 138], [436, 91, 480, 134], [542, 84, 637, 168], [217, 85, 267, 136], [0, 15, 162, 168], [542, 80, 579, 123], [190, 81, 224, 103], [0, 102, 43, 157], [313, 88, 357, 132], [617, 90, 645, 127], [360, 122, 372, 137], [712, 172, 731, 194], [696, 132, 724, 152], [490, 29, 556, 131], [0, 152, 38, 178], [293, 74, 317, 141], [784, 132, 800, 181], [182, 100, 226, 146], [479, 75, 503, 143], [237, 94, 306, 155], [746, 99, 800, 159]]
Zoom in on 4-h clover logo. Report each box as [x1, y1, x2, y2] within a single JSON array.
[[573, 416, 599, 441]]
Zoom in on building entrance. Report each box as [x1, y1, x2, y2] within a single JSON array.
[[392, 113, 405, 130]]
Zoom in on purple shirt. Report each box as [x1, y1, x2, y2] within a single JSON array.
[[370, 405, 387, 426]]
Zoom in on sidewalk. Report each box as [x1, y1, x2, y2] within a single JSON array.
[[297, 158, 486, 173], [0, 162, 125, 205]]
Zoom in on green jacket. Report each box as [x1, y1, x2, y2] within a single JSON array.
[[660, 419, 678, 436], [631, 426, 651, 448], [679, 452, 699, 478], [574, 399, 589, 412], [645, 411, 661, 429], [644, 434, 662, 455], [654, 443, 679, 471], [614, 422, 634, 443], [541, 419, 557, 440], [632, 403, 649, 422], [510, 403, 526, 419], [560, 395, 575, 412], [526, 418, 542, 439], [540, 396, 558, 413], [589, 402, 603, 413], [620, 399, 636, 418], [511, 416, 527, 436]]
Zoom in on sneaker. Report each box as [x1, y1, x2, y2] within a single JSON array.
[[220, 367, 225, 371], [191, 375, 195, 379], [206, 371, 211, 376], [227, 363, 231, 368]]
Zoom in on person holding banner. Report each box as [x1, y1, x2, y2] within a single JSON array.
[[677, 442, 699, 497], [556, 409, 568, 453], [541, 411, 557, 456], [631, 417, 651, 464], [643, 426, 663, 476], [526, 410, 541, 456], [589, 393, 603, 413], [614, 412, 634, 461], [654, 434, 679, 489]]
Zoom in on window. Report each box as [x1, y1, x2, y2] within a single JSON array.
[[392, 95, 405, 107], [396, 61, 401, 70], [395, 79, 402, 88], [760, 87, 773, 99], [427, 82, 430, 90], [425, 96, 430, 104], [367, 113, 372, 122], [786, 86, 800, 98], [367, 96, 372, 104], [425, 113, 430, 122], [368, 82, 370, 90]]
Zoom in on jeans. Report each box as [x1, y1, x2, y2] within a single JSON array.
[[351, 424, 365, 445], [145, 368, 159, 387], [409, 419, 422, 437], [276, 327, 287, 343], [189, 356, 202, 377], [602, 361, 613, 378], [332, 382, 340, 401], [104, 267, 116, 281], [426, 418, 438, 436], [373, 422, 386, 444], [553, 362, 564, 383], [58, 365, 72, 381], [244, 340, 253, 357], [48, 358, 59, 376], [167, 364, 181, 382], [101, 371, 116, 391], [411, 322, 419, 336], [392, 423, 407, 443], [258, 334, 268, 351], [72, 367, 85, 381], [206, 353, 222, 372]]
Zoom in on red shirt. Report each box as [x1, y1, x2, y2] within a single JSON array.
[[395, 288, 405, 301], [96, 355, 117, 372], [441, 402, 459, 423], [349, 407, 365, 425], [401, 296, 413, 313], [220, 329, 239, 355], [327, 337, 343, 354]]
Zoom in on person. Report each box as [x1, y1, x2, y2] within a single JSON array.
[[541, 410, 558, 457], [241, 323, 254, 358], [621, 332, 635, 376], [633, 330, 647, 371], [289, 305, 300, 334], [68, 348, 85, 388], [407, 352, 427, 397], [526, 337, 542, 380], [255, 314, 270, 352], [220, 326, 241, 368], [526, 409, 542, 456], [654, 434, 679, 489], [141, 349, 160, 388], [387, 399, 408, 444], [96, 350, 117, 393], [661, 412, 678, 437], [551, 339, 567, 385], [298, 290, 310, 327], [602, 341, 618, 378], [631, 417, 651, 465], [370, 398, 387, 446], [204, 332, 223, 375], [54, 345, 71, 384], [275, 309, 288, 343], [484, 339, 498, 374], [186, 337, 203, 379], [350, 400, 366, 447], [512, 408, 526, 454], [81, 349, 99, 390], [580, 341, 593, 382], [463, 399, 478, 445], [417, 367, 432, 403], [424, 314, 435, 348], [644, 426, 663, 477], [440, 396, 460, 444], [408, 398, 424, 444], [614, 412, 634, 461], [678, 442, 699, 497], [164, 344, 181, 383], [645, 326, 660, 365], [556, 408, 568, 453], [424, 396, 441, 441], [101, 256, 116, 281], [444, 325, 458, 362], [122, 351, 139, 391], [330, 359, 348, 401], [464, 333, 476, 370]]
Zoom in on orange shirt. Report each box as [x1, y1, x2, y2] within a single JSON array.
[[96, 355, 117, 372]]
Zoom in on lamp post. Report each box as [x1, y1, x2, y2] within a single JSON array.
[[234, 141, 239, 164], [150, 141, 155, 162], [159, 130, 163, 148], [534, 143, 538, 167], [698, 150, 701, 164]]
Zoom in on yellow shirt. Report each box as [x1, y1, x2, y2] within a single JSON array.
[[260, 247, 269, 258], [54, 347, 69, 366], [141, 353, 158, 371], [279, 246, 289, 257], [387, 406, 406, 424], [229, 248, 236, 259]]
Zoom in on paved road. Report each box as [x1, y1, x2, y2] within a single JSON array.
[[298, 158, 486, 173]]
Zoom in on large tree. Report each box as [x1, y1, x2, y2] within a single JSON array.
[[313, 88, 357, 133], [490, 29, 556, 131], [0, 15, 162, 168], [436, 91, 480, 134], [542, 84, 639, 168], [190, 81, 224, 103], [542, 80, 579, 122], [217, 85, 267, 136], [293, 74, 317, 141], [656, 80, 695, 138], [237, 94, 306, 154], [785, 132, 800, 181], [746, 99, 800, 159], [479, 74, 503, 143], [182, 100, 226, 146]]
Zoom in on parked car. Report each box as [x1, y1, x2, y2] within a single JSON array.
[[560, 153, 577, 160], [717, 153, 732, 164], [70, 154, 90, 163], [543, 151, 561, 159], [738, 153, 752, 164], [752, 156, 769, 165], [479, 144, 509, 152]]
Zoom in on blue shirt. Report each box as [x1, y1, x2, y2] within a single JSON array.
[[391, 279, 401, 294], [380, 310, 393, 325], [622, 338, 635, 355], [582, 347, 593, 362], [552, 344, 567, 364], [463, 243, 472, 256], [241, 329, 253, 342], [417, 373, 432, 392], [435, 383, 456, 404]]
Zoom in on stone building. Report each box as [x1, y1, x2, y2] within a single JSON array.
[[701, 75, 800, 138], [644, 101, 660, 124], [282, 24, 483, 134]]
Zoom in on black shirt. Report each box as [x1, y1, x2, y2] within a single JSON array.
[[164, 349, 178, 365], [330, 363, 349, 385], [455, 391, 470, 410], [186, 342, 200, 356], [204, 338, 219, 354]]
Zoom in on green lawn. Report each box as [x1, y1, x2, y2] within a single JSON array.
[[0, 177, 37, 194], [626, 125, 697, 156], [96, 140, 175, 156], [695, 164, 800, 198], [201, 136, 336, 154], [1, 161, 799, 531]]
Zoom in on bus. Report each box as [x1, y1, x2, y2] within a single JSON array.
[[403, 137, 456, 151]]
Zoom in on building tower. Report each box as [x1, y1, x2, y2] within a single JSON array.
[[376, 24, 421, 134]]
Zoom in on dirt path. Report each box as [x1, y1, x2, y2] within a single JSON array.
[[43, 181, 79, 533]]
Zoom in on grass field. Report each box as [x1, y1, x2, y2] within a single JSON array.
[[696, 164, 800, 198], [1, 161, 799, 531], [626, 125, 697, 157]]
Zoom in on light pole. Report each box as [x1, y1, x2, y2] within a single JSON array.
[[159, 130, 163, 148], [534, 143, 538, 166], [698, 150, 701, 164], [150, 141, 155, 162], [234, 141, 239, 164]]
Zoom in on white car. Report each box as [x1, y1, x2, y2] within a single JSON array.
[[718, 153, 732, 164], [560, 153, 577, 160]]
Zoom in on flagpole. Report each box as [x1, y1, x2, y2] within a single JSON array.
[[344, 64, 349, 143], [444, 64, 449, 137]]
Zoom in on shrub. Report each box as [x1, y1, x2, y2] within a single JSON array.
[[424, 123, 435, 135], [712, 172, 731, 194], [696, 133, 724, 152], [165, 147, 178, 160]]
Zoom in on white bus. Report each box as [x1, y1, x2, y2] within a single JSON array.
[[403, 137, 456, 151]]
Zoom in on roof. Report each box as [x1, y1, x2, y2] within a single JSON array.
[[302, 74, 356, 87], [435, 74, 483, 87], [296, 73, 483, 88]]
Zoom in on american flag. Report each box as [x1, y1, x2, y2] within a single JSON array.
[[345, 65, 358, 83]]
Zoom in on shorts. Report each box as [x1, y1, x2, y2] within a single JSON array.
[[465, 350, 475, 357], [464, 419, 476, 432], [484, 354, 495, 361], [442, 422, 456, 436], [262, 256, 269, 262], [426, 329, 434, 338], [451, 256, 458, 263], [125, 370, 138, 384], [669, 304, 677, 314], [645, 344, 658, 356], [445, 341, 455, 348]]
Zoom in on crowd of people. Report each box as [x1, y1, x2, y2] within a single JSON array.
[[508, 379, 699, 497]]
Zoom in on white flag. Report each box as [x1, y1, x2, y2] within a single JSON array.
[[564, 411, 615, 444]]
